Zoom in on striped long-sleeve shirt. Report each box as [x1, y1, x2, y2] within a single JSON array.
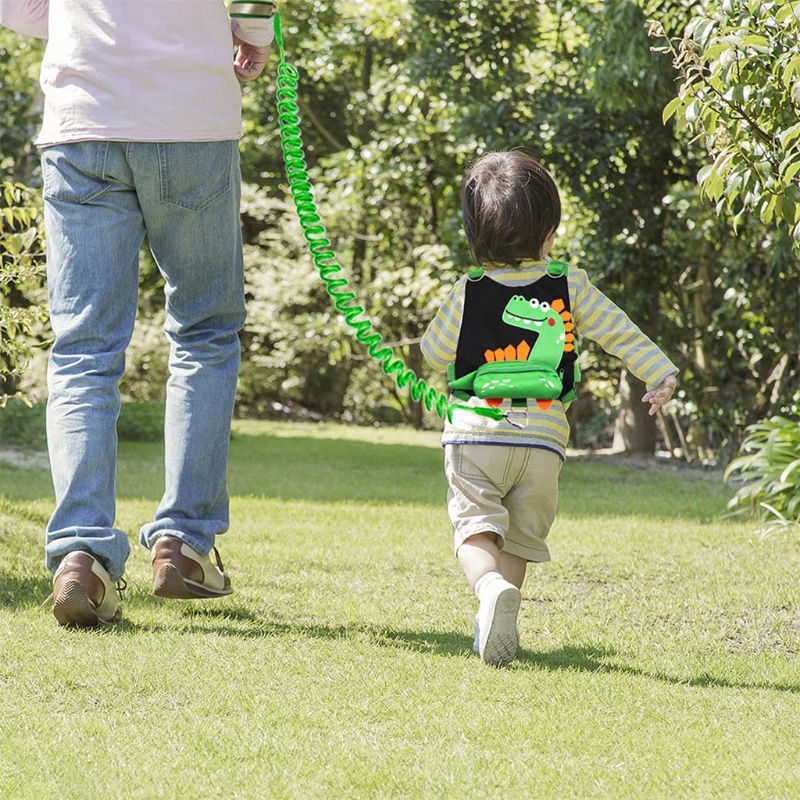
[[420, 259, 678, 459]]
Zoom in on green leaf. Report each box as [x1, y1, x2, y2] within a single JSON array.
[[777, 194, 799, 225], [776, 3, 796, 24], [778, 121, 800, 148], [697, 163, 715, 185], [779, 155, 800, 183], [780, 457, 800, 484], [691, 18, 718, 47], [782, 54, 800, 88], [742, 34, 771, 51], [662, 96, 682, 125]]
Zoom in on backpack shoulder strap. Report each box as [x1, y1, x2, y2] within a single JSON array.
[[546, 260, 568, 278]]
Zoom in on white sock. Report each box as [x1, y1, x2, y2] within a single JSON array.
[[474, 571, 505, 602]]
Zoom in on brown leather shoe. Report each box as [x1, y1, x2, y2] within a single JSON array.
[[151, 536, 233, 599], [49, 552, 123, 627]]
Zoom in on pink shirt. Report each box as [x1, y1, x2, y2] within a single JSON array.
[[0, 0, 274, 146]]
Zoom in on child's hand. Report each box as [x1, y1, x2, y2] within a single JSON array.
[[641, 374, 677, 416]]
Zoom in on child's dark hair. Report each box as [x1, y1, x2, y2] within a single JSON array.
[[461, 151, 561, 266]]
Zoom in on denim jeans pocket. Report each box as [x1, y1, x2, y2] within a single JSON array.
[[158, 141, 235, 211], [42, 142, 111, 204]]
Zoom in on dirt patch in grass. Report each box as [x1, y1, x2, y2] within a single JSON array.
[[567, 448, 724, 481]]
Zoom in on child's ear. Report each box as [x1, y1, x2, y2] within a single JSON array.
[[541, 231, 555, 258]]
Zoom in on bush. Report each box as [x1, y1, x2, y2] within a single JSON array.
[[117, 401, 165, 442], [0, 399, 165, 448], [0, 181, 48, 396], [723, 415, 800, 522], [0, 396, 46, 448]]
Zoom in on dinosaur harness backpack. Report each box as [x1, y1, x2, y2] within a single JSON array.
[[447, 261, 580, 409]]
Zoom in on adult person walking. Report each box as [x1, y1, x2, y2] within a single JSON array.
[[0, 0, 276, 626]]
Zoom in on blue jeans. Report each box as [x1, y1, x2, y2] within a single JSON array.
[[42, 141, 246, 582]]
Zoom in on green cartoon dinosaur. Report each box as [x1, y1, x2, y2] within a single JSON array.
[[449, 293, 575, 407]]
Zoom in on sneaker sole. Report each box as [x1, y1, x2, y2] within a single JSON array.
[[153, 563, 233, 599], [481, 586, 521, 667], [53, 580, 117, 627]]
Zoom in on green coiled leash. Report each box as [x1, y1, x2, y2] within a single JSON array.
[[271, 13, 503, 424]]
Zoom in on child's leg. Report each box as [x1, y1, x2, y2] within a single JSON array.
[[499, 550, 528, 589], [456, 532, 503, 589], [457, 532, 527, 588], [446, 444, 524, 666], [458, 533, 521, 667]]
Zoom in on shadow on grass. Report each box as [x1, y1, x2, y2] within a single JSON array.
[[516, 643, 800, 694], [81, 603, 799, 696], [7, 592, 798, 694]]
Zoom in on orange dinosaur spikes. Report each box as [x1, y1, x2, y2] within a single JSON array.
[[559, 306, 575, 353], [485, 341, 532, 362]]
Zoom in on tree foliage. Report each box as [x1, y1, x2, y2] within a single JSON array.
[[0, 180, 47, 397], [233, 0, 800, 451], [1, 1, 798, 461], [655, 0, 800, 242], [0, 29, 47, 398], [0, 28, 42, 182]]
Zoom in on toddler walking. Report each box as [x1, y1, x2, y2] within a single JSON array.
[[421, 151, 678, 666]]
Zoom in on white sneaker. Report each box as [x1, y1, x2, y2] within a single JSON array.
[[476, 579, 521, 666]]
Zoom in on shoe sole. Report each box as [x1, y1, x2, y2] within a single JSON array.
[[53, 580, 117, 627], [481, 586, 521, 667], [153, 563, 233, 599]]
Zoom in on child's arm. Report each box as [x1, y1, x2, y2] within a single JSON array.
[[571, 267, 678, 405], [0, 0, 50, 39], [642, 373, 677, 416], [421, 280, 466, 371]]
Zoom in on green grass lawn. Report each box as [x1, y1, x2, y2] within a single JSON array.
[[1, 420, 798, 799]]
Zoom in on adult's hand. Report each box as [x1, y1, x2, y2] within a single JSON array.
[[233, 34, 270, 82]]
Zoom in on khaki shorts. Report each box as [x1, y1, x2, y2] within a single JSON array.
[[444, 443, 561, 562]]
